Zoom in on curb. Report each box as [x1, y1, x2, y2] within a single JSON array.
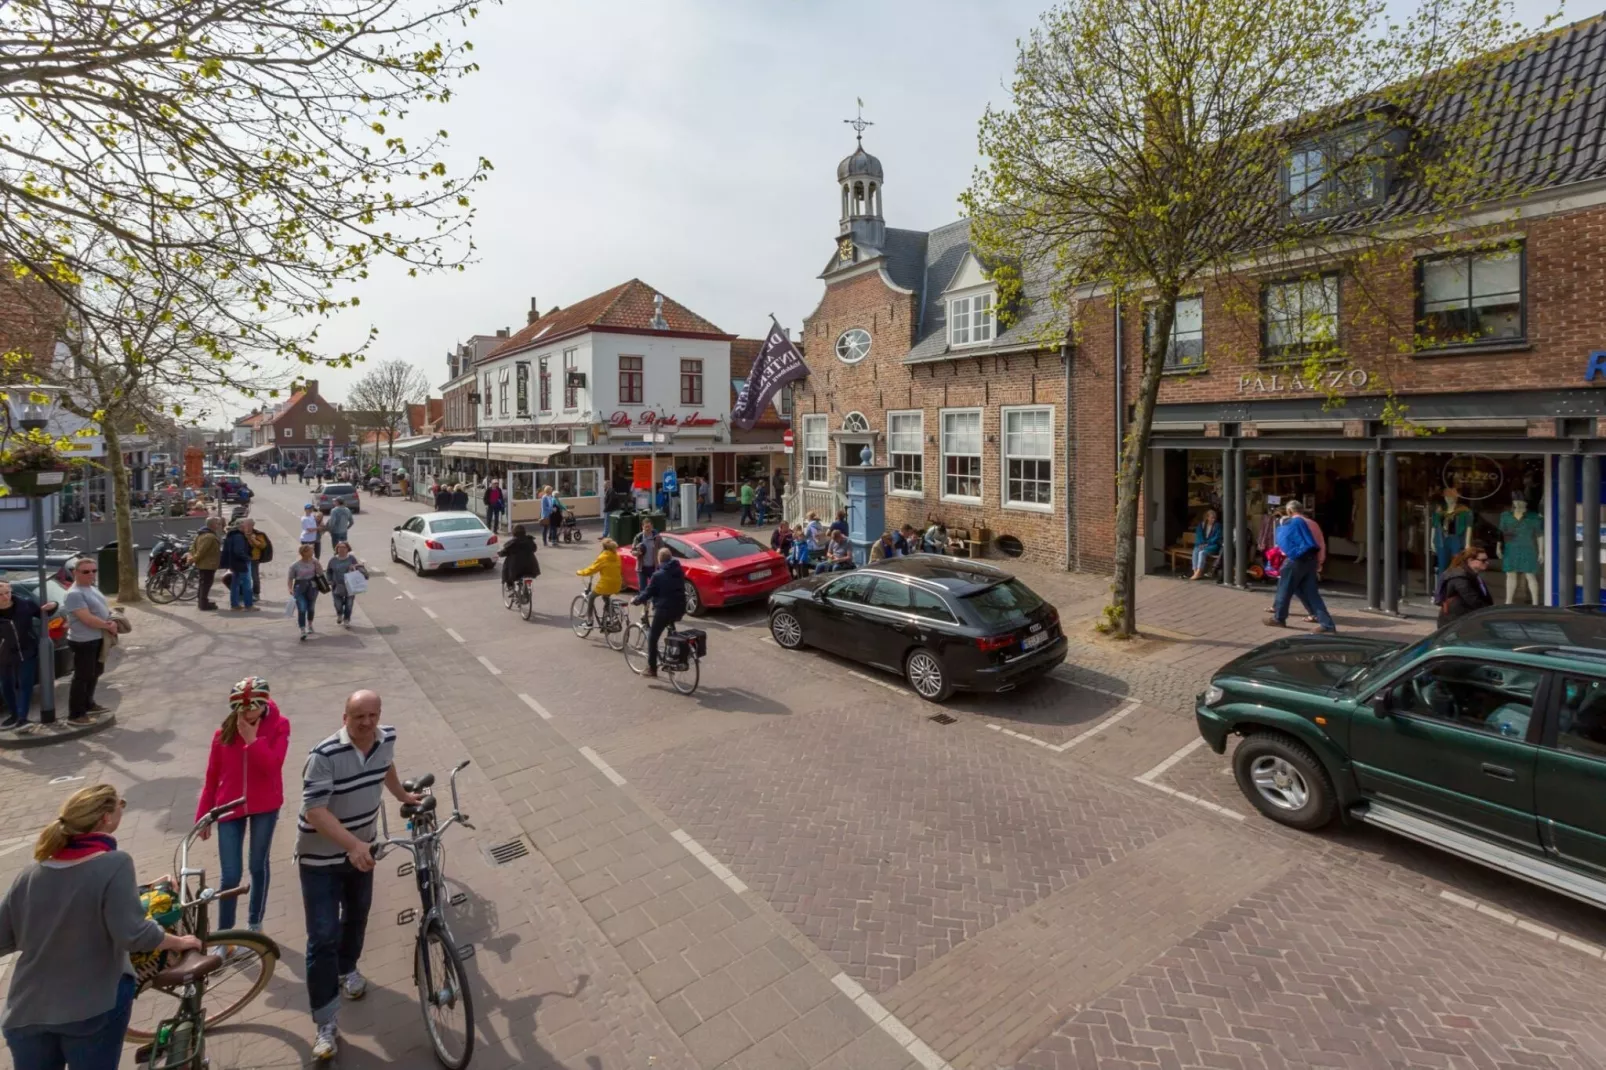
[[0, 712, 117, 749]]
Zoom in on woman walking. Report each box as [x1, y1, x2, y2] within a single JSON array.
[[0, 785, 203, 1069], [1436, 546, 1495, 623], [196, 677, 289, 935], [287, 543, 327, 640], [325, 542, 369, 628]]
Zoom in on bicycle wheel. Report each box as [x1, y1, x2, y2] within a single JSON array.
[[415, 918, 475, 1069], [603, 605, 627, 652], [668, 651, 700, 695], [126, 930, 279, 1042], [145, 569, 178, 605], [176, 567, 199, 602], [501, 581, 515, 610], [569, 595, 593, 637], [622, 623, 649, 674]]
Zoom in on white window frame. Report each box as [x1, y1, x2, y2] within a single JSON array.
[[1000, 405, 1054, 512], [498, 367, 510, 417], [802, 414, 829, 486], [886, 410, 924, 497], [948, 291, 995, 348], [482, 374, 492, 417], [939, 407, 983, 503], [563, 347, 579, 410]]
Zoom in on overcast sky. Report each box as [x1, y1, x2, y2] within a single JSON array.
[[293, 0, 1566, 415]]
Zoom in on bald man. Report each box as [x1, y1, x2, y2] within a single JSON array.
[[297, 691, 419, 1060]]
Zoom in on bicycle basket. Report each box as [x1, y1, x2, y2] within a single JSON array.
[[130, 880, 192, 986], [678, 627, 708, 658], [662, 634, 691, 666]]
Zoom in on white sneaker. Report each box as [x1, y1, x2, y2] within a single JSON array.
[[340, 969, 367, 1000], [312, 1022, 338, 1060]]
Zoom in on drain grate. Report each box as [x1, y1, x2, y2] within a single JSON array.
[[929, 713, 958, 725], [488, 837, 531, 865]]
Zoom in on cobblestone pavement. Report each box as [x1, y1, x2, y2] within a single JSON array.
[[0, 483, 1599, 1070]]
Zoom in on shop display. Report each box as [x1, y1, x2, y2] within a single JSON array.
[[1497, 498, 1543, 604], [1432, 486, 1473, 574]]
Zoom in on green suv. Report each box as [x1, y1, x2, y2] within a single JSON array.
[[1196, 606, 1606, 909]]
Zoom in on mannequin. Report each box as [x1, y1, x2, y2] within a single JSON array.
[[1498, 497, 1543, 604], [1432, 486, 1473, 574]]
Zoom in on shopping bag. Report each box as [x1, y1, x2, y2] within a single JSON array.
[[344, 570, 369, 595], [283, 600, 297, 619]]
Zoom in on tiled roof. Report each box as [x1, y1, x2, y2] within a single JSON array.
[[903, 220, 1067, 364], [267, 392, 305, 423], [485, 279, 728, 362]]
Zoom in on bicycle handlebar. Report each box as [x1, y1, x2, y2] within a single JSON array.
[[175, 796, 245, 905], [374, 760, 472, 861]]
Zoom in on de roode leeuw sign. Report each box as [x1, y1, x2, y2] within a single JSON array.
[[608, 411, 718, 429]]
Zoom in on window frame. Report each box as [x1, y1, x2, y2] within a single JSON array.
[[498, 367, 510, 417], [1546, 673, 1606, 760], [1283, 123, 1391, 220], [801, 414, 829, 486], [1378, 656, 1545, 743], [618, 355, 644, 406], [537, 357, 551, 413], [1143, 295, 1205, 372], [947, 292, 995, 348], [834, 327, 872, 364], [680, 358, 704, 407], [482, 374, 493, 417], [1260, 273, 1341, 363], [939, 407, 983, 504], [1000, 405, 1054, 512], [563, 347, 579, 410], [1414, 244, 1527, 351], [886, 409, 924, 498]]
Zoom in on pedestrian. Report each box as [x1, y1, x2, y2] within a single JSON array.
[[787, 527, 812, 579], [287, 543, 327, 640], [923, 522, 950, 554], [449, 482, 469, 512], [576, 537, 622, 626], [244, 518, 271, 599], [220, 519, 257, 611], [63, 559, 116, 724], [326, 543, 368, 627], [297, 690, 420, 1060], [754, 481, 770, 526], [893, 523, 920, 556], [324, 498, 354, 554], [539, 485, 556, 546], [632, 518, 664, 590], [1435, 546, 1494, 623], [0, 785, 204, 1070], [483, 479, 506, 533], [196, 677, 289, 935], [300, 502, 324, 560], [770, 518, 794, 556], [817, 530, 855, 573], [869, 530, 899, 562], [739, 479, 756, 526], [0, 580, 56, 730], [692, 476, 709, 522], [630, 548, 687, 679], [772, 467, 787, 502], [189, 516, 224, 611], [433, 482, 451, 511], [1189, 508, 1222, 581], [1267, 500, 1336, 633], [830, 509, 850, 539]]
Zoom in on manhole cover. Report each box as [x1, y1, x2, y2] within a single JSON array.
[[929, 714, 958, 725], [488, 838, 531, 865]]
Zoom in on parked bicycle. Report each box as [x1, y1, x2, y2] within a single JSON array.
[[144, 530, 194, 604], [622, 604, 704, 694], [375, 760, 477, 1069], [570, 577, 626, 650], [501, 574, 536, 621], [126, 798, 281, 1055]]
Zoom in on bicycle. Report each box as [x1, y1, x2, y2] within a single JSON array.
[[126, 798, 281, 1057], [622, 604, 701, 694], [374, 759, 477, 1069], [570, 578, 626, 650], [501, 574, 536, 621]]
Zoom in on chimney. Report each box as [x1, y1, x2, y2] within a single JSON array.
[[650, 294, 668, 331], [496, 327, 509, 338], [527, 297, 540, 325], [304, 380, 318, 397]]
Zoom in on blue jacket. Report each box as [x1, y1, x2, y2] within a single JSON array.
[[219, 529, 255, 572], [0, 593, 46, 666], [1195, 520, 1222, 554], [632, 558, 687, 620]]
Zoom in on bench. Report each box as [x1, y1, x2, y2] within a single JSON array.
[[1166, 531, 1221, 576]]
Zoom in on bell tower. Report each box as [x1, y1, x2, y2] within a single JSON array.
[[836, 105, 885, 259]]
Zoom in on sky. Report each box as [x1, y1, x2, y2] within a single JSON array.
[[291, 0, 1570, 416]]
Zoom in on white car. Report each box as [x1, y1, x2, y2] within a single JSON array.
[[390, 511, 499, 573]]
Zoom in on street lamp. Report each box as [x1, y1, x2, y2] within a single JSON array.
[[1, 383, 66, 722]]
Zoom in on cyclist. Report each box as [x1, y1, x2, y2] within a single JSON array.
[[575, 537, 622, 627], [630, 547, 686, 678], [497, 524, 539, 598]]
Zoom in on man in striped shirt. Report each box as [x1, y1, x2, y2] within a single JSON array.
[[297, 690, 419, 1061]]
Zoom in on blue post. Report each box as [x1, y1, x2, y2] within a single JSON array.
[[843, 467, 891, 566]]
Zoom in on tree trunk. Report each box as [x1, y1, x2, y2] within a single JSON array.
[[101, 420, 141, 606], [1106, 290, 1177, 638]]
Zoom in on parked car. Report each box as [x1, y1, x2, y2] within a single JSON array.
[[1197, 605, 1606, 909], [617, 527, 790, 616], [390, 512, 497, 573], [216, 476, 250, 503], [766, 556, 1066, 702], [0, 567, 76, 679], [315, 482, 361, 513]]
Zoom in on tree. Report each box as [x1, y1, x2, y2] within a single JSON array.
[[964, 0, 1555, 637], [346, 360, 430, 462]]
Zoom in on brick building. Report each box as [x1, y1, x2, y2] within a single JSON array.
[[258, 379, 352, 468]]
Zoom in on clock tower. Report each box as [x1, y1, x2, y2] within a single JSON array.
[[836, 112, 885, 262]]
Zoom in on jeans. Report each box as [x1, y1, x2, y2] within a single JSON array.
[[1191, 546, 1217, 573], [1435, 533, 1463, 574], [3, 974, 135, 1070], [295, 588, 319, 629], [196, 568, 218, 607], [1271, 553, 1335, 630], [216, 811, 278, 929], [815, 559, 854, 574], [646, 611, 681, 673], [486, 506, 503, 533], [740, 503, 754, 525], [250, 560, 261, 598], [638, 564, 655, 592], [299, 863, 374, 1026], [228, 571, 255, 609], [1, 656, 37, 722], [588, 593, 614, 627], [68, 638, 102, 718], [541, 517, 553, 545], [332, 590, 354, 622]]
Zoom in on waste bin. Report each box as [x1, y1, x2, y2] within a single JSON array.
[[97, 542, 127, 596], [608, 511, 642, 546]]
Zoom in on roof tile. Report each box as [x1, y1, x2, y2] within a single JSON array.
[[484, 280, 726, 362]]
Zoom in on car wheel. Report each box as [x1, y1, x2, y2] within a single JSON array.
[[684, 581, 704, 617], [413, 552, 425, 574], [904, 649, 952, 702], [391, 542, 400, 564], [769, 609, 804, 649], [1232, 733, 1336, 831]]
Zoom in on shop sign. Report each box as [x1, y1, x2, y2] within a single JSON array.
[[1237, 368, 1369, 394], [1586, 351, 1606, 382], [607, 410, 719, 429], [1442, 454, 1504, 500]]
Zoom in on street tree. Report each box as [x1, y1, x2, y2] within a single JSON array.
[[965, 0, 1557, 637], [346, 359, 431, 463]]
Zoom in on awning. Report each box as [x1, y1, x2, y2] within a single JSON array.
[[238, 443, 278, 459], [440, 441, 570, 464], [390, 434, 468, 455]]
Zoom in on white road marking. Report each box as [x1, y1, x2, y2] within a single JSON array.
[[1046, 669, 1132, 700], [987, 700, 1142, 755], [848, 669, 906, 694], [1131, 738, 1244, 820], [1136, 737, 1207, 783], [519, 693, 554, 720], [403, 590, 417, 601], [670, 828, 749, 894], [831, 973, 955, 1070], [579, 747, 628, 787], [445, 628, 465, 644], [385, 576, 399, 586], [1439, 890, 1605, 958], [476, 655, 501, 675], [421, 606, 438, 619], [705, 618, 742, 630]]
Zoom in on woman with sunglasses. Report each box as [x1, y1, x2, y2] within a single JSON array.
[[1436, 545, 1495, 623], [0, 785, 203, 1068]]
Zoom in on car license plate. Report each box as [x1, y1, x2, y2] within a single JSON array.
[[748, 569, 772, 581], [1021, 632, 1050, 651]]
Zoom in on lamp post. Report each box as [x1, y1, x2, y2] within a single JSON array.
[[2, 384, 67, 721]]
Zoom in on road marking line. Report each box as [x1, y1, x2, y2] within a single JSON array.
[[987, 700, 1143, 755], [476, 655, 501, 676], [1439, 890, 1605, 958], [403, 590, 417, 601], [1130, 737, 1244, 820], [1136, 737, 1207, 783], [706, 618, 741, 630], [385, 576, 398, 586], [579, 746, 628, 787], [831, 973, 954, 1070], [445, 628, 465, 644], [1046, 669, 1131, 700], [421, 606, 438, 619], [518, 694, 553, 720], [848, 669, 906, 694], [669, 828, 749, 894]]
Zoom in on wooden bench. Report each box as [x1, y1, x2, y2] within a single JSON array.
[[1166, 531, 1220, 575]]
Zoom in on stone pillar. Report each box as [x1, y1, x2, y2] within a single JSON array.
[[1559, 452, 1577, 606], [843, 466, 891, 566], [1383, 452, 1399, 616], [1365, 450, 1381, 611], [1582, 454, 1600, 606]]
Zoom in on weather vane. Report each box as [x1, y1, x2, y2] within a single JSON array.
[[844, 98, 873, 146]]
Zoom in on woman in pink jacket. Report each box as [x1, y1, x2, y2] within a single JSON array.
[[196, 676, 290, 932]]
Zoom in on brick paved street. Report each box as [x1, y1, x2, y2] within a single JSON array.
[[1, 481, 1602, 1069]]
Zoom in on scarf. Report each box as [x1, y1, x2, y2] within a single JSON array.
[[54, 832, 117, 861]]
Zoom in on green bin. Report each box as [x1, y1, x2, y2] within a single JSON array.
[[97, 542, 124, 596], [608, 511, 642, 546]]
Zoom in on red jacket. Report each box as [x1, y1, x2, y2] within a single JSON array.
[[195, 701, 291, 822]]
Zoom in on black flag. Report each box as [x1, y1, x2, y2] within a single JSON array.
[[733, 322, 810, 430]]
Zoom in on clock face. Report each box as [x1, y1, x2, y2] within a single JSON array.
[[835, 328, 871, 364], [306, 403, 318, 413], [838, 237, 854, 262]]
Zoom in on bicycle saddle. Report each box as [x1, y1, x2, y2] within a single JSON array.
[[401, 794, 438, 819], [151, 949, 224, 988], [403, 773, 435, 793]]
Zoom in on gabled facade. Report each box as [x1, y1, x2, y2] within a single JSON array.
[[264, 379, 352, 465]]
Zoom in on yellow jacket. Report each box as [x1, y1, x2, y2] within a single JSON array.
[[577, 549, 622, 596]]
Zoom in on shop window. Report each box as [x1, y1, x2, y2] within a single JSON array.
[[888, 411, 923, 495], [1417, 248, 1524, 349], [539, 357, 551, 413], [941, 409, 982, 501], [516, 362, 529, 416], [1262, 274, 1339, 360], [949, 293, 994, 347], [681, 359, 704, 406], [619, 355, 643, 405], [563, 348, 579, 409], [1002, 407, 1053, 509], [1144, 296, 1204, 370], [802, 414, 829, 485]]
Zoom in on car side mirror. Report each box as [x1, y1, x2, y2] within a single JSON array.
[[1369, 692, 1391, 718], [393, 525, 402, 532]]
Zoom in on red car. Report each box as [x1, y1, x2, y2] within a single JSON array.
[[618, 527, 790, 615]]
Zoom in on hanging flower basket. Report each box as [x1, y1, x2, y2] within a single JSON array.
[[0, 467, 69, 496]]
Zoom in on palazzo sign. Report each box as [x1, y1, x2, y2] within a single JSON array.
[[1237, 368, 1370, 394], [607, 410, 718, 429]]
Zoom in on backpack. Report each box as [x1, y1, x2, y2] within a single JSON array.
[[1275, 516, 1318, 561]]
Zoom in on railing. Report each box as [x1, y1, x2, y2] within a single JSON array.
[[785, 485, 845, 525]]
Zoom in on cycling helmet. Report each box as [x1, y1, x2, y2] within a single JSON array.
[[229, 676, 270, 712]]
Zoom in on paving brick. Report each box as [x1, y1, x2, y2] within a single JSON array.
[[782, 993, 870, 1065], [726, 944, 792, 995], [682, 1011, 754, 1067], [682, 968, 749, 1020], [639, 954, 701, 1001], [728, 1029, 812, 1070]]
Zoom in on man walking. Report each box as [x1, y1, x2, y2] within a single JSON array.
[[739, 479, 755, 526], [297, 690, 419, 1060], [1267, 500, 1336, 633], [62, 558, 117, 724], [325, 499, 354, 555], [483, 478, 506, 533], [632, 518, 664, 590], [189, 517, 224, 611]]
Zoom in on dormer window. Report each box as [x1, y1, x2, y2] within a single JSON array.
[[949, 292, 994, 347], [1285, 123, 1395, 219]]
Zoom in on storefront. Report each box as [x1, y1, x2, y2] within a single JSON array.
[[507, 467, 605, 521]]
